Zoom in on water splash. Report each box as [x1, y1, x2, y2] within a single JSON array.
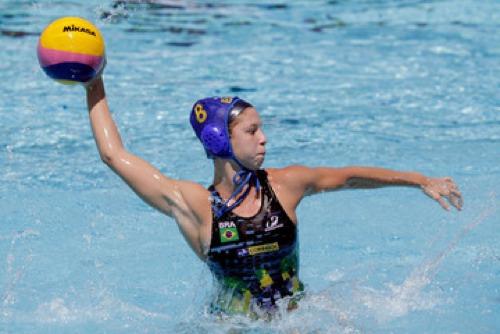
[[354, 194, 497, 322], [33, 290, 171, 324], [178, 277, 363, 334], [1, 229, 39, 318]]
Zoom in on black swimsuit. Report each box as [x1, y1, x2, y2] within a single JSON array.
[[206, 169, 304, 316]]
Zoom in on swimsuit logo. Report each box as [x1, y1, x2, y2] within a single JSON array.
[[219, 221, 239, 243], [237, 248, 249, 257], [264, 215, 283, 232], [248, 242, 279, 255]]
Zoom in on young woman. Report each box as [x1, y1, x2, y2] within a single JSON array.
[[85, 76, 462, 318]]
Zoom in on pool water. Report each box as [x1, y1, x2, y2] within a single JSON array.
[[1, 1, 499, 333]]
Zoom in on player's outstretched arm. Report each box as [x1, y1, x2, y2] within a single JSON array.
[[276, 165, 463, 211]]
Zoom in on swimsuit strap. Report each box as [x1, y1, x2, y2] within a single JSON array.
[[209, 169, 261, 219]]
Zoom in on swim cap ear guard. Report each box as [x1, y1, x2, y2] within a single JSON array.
[[190, 96, 261, 218]]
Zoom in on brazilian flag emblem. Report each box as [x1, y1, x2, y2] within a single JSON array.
[[220, 226, 239, 243]]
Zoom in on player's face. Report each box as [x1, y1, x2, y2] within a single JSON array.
[[230, 107, 267, 170]]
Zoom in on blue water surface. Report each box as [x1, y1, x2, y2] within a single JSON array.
[[1, 1, 499, 333]]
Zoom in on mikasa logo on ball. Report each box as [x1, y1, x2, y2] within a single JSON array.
[[62, 24, 96, 36]]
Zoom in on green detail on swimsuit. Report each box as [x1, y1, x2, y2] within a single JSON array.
[[279, 251, 298, 273], [292, 276, 304, 292], [215, 276, 252, 314], [223, 276, 247, 292], [219, 226, 239, 243], [279, 250, 304, 293], [227, 289, 252, 314], [255, 269, 274, 288], [214, 271, 304, 316]]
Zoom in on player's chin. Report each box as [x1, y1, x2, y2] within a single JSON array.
[[241, 154, 265, 170], [254, 154, 265, 168]]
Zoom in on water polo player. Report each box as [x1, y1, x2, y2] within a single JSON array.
[[84, 76, 462, 318]]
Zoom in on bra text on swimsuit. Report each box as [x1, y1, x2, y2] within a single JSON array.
[[62, 25, 96, 36], [219, 221, 236, 229]]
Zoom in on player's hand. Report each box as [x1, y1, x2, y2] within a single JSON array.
[[84, 57, 106, 89], [421, 177, 463, 211]]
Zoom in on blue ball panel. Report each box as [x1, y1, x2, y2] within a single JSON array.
[[42, 62, 96, 83]]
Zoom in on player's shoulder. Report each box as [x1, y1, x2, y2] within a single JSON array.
[[266, 165, 314, 177], [169, 179, 211, 209], [170, 179, 212, 221], [265, 165, 316, 187]]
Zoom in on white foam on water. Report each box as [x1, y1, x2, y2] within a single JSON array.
[[178, 287, 363, 334], [1, 229, 39, 314], [2, 287, 171, 331], [353, 196, 497, 323], [354, 268, 441, 322], [34, 289, 171, 325], [34, 298, 76, 323]]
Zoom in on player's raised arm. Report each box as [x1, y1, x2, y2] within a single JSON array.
[[85, 76, 209, 220]]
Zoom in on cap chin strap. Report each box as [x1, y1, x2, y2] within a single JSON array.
[[214, 158, 261, 219]]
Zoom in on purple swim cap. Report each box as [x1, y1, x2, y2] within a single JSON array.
[[190, 96, 250, 160], [190, 96, 260, 218]]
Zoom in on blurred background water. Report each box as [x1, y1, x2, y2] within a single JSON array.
[[0, 0, 499, 333]]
